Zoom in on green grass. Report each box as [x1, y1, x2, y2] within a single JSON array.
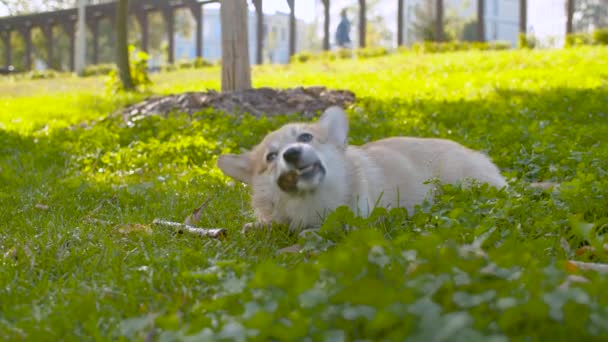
[[1, 47, 608, 340]]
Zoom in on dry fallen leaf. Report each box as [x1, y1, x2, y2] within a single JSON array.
[[564, 260, 579, 273], [575, 244, 608, 257], [35, 203, 49, 211], [3, 247, 18, 261], [184, 197, 213, 226], [116, 223, 152, 235]]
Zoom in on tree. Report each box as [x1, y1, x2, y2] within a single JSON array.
[[573, 0, 608, 32], [519, 0, 527, 35], [341, 0, 391, 48], [477, 0, 485, 41], [220, 0, 251, 91], [566, 0, 574, 34], [116, 0, 134, 90], [358, 0, 366, 47], [412, 0, 459, 42], [412, 1, 437, 41], [321, 0, 330, 50], [435, 0, 444, 41]]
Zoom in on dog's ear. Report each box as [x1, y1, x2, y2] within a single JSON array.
[[319, 106, 349, 147], [217, 152, 254, 184]]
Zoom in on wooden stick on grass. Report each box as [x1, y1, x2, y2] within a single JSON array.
[[152, 219, 227, 239], [567, 260, 608, 273]]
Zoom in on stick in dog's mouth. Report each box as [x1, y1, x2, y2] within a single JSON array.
[[277, 161, 325, 193]]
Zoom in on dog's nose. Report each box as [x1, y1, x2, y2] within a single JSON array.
[[283, 146, 301, 164]]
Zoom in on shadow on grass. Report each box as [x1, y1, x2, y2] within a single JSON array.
[[2, 85, 606, 228], [1, 85, 607, 339], [352, 86, 608, 181]]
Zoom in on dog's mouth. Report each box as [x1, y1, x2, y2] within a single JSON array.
[[277, 161, 326, 193]]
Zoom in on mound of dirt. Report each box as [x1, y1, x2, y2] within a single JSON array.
[[116, 86, 356, 122]]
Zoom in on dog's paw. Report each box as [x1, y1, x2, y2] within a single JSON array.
[[241, 221, 271, 235]]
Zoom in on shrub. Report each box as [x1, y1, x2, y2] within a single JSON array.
[[292, 51, 313, 63], [177, 60, 194, 69], [337, 48, 353, 59], [357, 47, 389, 59], [27, 70, 58, 80], [106, 45, 152, 94], [489, 41, 511, 50], [593, 28, 608, 45], [565, 33, 593, 47], [82, 64, 116, 77], [412, 40, 511, 54], [518, 33, 537, 49], [320, 51, 337, 61], [161, 64, 177, 72], [193, 57, 213, 68]]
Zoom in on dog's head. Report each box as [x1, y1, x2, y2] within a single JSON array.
[[217, 106, 349, 196]]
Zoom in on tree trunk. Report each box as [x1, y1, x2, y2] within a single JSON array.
[[397, 0, 404, 46], [287, 0, 296, 57], [519, 0, 527, 35], [435, 0, 444, 42], [566, 0, 574, 35], [358, 0, 366, 47], [322, 0, 330, 50], [477, 0, 485, 41], [220, 0, 251, 92], [253, 0, 263, 64], [116, 0, 133, 90]]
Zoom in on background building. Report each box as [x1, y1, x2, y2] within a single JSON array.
[[169, 7, 307, 67]]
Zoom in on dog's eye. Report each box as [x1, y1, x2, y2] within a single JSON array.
[[266, 152, 278, 162], [297, 133, 313, 143]]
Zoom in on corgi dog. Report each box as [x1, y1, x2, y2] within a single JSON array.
[[217, 106, 507, 232]]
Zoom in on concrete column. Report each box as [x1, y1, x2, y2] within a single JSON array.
[[62, 22, 75, 71], [43, 24, 54, 69], [75, 0, 87, 75], [162, 7, 175, 63], [1, 31, 11, 68], [188, 4, 203, 58], [20, 26, 32, 70], [88, 18, 100, 65], [135, 12, 149, 52]]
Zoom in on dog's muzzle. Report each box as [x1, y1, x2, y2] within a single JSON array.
[[277, 145, 326, 193]]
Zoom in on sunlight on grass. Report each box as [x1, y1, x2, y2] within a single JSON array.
[[1, 47, 607, 340]]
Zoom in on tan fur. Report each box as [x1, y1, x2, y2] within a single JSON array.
[[217, 106, 507, 232]]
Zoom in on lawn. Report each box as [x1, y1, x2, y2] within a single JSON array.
[[1, 47, 608, 340]]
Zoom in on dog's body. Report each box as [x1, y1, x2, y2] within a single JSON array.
[[218, 106, 507, 231]]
